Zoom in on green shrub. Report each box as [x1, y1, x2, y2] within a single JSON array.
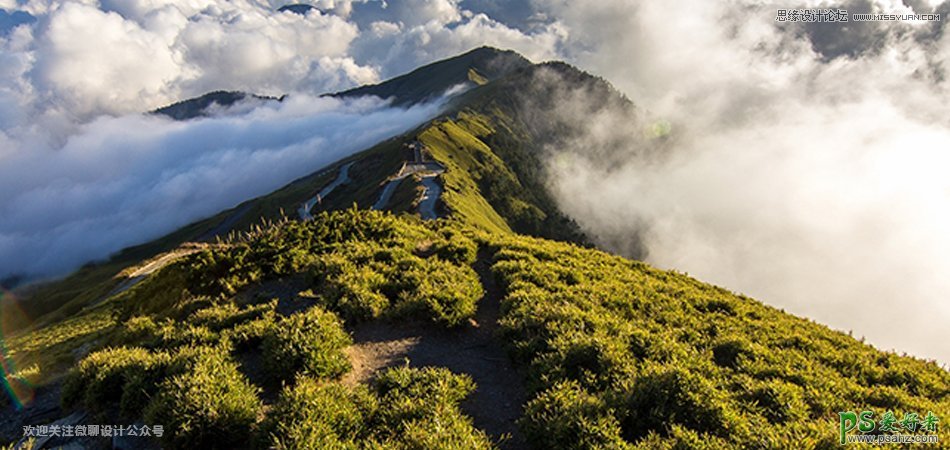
[[313, 242, 482, 327], [260, 378, 377, 450], [116, 316, 163, 347], [119, 364, 168, 418], [222, 315, 275, 350], [394, 411, 494, 450], [392, 258, 482, 327], [185, 247, 264, 298], [432, 229, 478, 265], [374, 366, 475, 416], [62, 347, 171, 418], [533, 332, 634, 392], [112, 263, 191, 320], [177, 325, 220, 347], [521, 381, 628, 450], [189, 300, 277, 331], [259, 367, 493, 450], [621, 365, 735, 440], [710, 337, 750, 369], [170, 295, 216, 320], [666, 425, 735, 450], [746, 379, 809, 424], [144, 347, 261, 450], [374, 366, 493, 449], [320, 263, 390, 321], [262, 307, 352, 382]]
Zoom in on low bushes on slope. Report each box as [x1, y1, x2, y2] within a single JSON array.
[[144, 347, 261, 449], [485, 234, 950, 449], [262, 306, 352, 383], [62, 343, 264, 446], [521, 380, 627, 450], [307, 223, 483, 327], [261, 379, 377, 450], [56, 210, 950, 449], [163, 209, 485, 327], [60, 210, 493, 448], [261, 367, 493, 450], [61, 346, 173, 418]]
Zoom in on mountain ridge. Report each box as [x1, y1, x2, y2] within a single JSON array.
[[152, 91, 284, 120], [152, 46, 531, 121], [332, 46, 532, 106]]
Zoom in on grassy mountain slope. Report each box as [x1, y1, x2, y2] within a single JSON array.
[[7, 210, 947, 449], [489, 232, 949, 448], [3, 48, 948, 449]]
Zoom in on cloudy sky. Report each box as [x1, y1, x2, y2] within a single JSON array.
[[1, 0, 948, 363]]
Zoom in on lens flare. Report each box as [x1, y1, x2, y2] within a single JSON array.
[[0, 287, 35, 409]]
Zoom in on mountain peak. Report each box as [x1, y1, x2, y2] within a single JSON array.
[[277, 4, 318, 16], [332, 47, 532, 106]]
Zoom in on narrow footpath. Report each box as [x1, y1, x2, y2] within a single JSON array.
[[342, 249, 527, 449]]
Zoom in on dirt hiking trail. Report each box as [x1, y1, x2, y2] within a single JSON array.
[[343, 249, 528, 449]]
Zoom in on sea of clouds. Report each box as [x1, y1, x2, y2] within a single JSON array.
[[0, 0, 560, 283]]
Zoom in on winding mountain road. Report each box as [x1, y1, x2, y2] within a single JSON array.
[[418, 176, 443, 220], [298, 162, 354, 220], [371, 160, 445, 219], [372, 177, 403, 211]]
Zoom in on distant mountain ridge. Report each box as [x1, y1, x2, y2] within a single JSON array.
[[331, 46, 532, 105], [153, 47, 531, 121], [277, 4, 318, 15], [150, 47, 622, 246], [152, 91, 284, 120]]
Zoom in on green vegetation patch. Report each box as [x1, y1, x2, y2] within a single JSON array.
[[144, 346, 262, 449], [5, 305, 115, 386], [262, 306, 352, 382], [262, 367, 493, 450], [310, 238, 482, 327], [52, 210, 493, 448], [26, 205, 950, 450], [485, 233, 950, 449]]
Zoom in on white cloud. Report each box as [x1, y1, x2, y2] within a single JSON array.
[[1, 0, 565, 123], [348, 0, 564, 77], [31, 3, 184, 118], [381, 0, 463, 27], [174, 6, 372, 96], [2, 0, 382, 123], [0, 95, 444, 280], [536, 0, 950, 363]]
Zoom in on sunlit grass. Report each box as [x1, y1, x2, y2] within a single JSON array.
[[6, 306, 115, 388]]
